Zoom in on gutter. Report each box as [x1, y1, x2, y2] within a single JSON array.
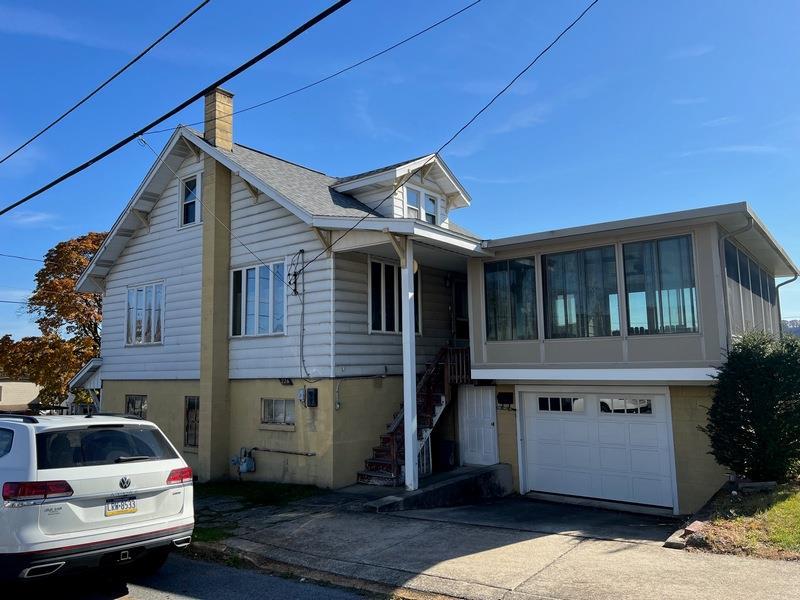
[[776, 274, 799, 339]]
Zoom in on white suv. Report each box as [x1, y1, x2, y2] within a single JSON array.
[[0, 414, 194, 580]]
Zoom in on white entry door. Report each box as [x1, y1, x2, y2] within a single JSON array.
[[459, 385, 499, 466], [521, 390, 675, 508]]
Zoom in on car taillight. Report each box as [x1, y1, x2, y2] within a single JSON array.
[[166, 467, 193, 485], [2, 481, 74, 501]]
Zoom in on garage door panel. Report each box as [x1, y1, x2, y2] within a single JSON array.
[[599, 446, 629, 470], [535, 442, 563, 467], [530, 419, 561, 441], [600, 473, 632, 501], [630, 448, 665, 475], [561, 470, 593, 496], [598, 421, 627, 445], [522, 391, 674, 509], [629, 423, 660, 447], [563, 421, 592, 443], [632, 477, 671, 506], [563, 445, 591, 469]]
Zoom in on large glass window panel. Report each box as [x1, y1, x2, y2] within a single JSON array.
[[257, 267, 270, 335], [384, 264, 396, 331], [484, 261, 511, 341], [425, 195, 437, 224], [135, 289, 144, 342], [245, 268, 256, 335], [509, 258, 537, 339], [370, 261, 382, 331], [272, 263, 285, 333], [543, 245, 618, 338], [623, 235, 698, 335], [127, 290, 136, 344], [231, 270, 243, 336], [144, 286, 153, 343]]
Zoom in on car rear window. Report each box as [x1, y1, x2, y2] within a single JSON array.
[[36, 425, 178, 469], [0, 428, 13, 458]]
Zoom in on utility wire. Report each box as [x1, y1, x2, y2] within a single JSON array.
[[136, 136, 291, 290], [0, 0, 211, 166], [0, 252, 43, 262], [146, 0, 484, 135], [296, 0, 601, 277], [0, 300, 28, 305], [0, 0, 353, 218]]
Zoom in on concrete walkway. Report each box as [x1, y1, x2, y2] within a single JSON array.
[[197, 491, 800, 600]]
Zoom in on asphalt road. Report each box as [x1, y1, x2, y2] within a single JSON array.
[[13, 554, 369, 599]]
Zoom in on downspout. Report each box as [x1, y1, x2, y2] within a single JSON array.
[[776, 274, 799, 339], [718, 216, 754, 351]]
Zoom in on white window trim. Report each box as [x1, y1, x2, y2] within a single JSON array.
[[230, 259, 288, 338], [367, 256, 422, 336], [404, 184, 445, 226], [124, 280, 165, 347], [178, 173, 203, 229]]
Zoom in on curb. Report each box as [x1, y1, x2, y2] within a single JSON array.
[[188, 541, 459, 600], [662, 529, 687, 550]]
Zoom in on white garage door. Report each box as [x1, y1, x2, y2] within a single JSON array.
[[521, 390, 675, 508]]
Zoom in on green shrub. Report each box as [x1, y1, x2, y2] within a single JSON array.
[[703, 331, 800, 482]]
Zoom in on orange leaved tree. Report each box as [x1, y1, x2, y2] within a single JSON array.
[[0, 232, 106, 406]]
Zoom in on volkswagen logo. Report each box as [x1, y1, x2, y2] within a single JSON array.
[[119, 476, 132, 490]]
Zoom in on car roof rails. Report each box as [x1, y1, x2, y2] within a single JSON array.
[[86, 412, 143, 420], [0, 414, 39, 424]]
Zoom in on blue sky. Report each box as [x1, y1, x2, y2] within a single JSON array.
[[0, 0, 799, 338]]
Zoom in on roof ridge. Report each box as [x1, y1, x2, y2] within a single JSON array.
[[335, 153, 435, 184]]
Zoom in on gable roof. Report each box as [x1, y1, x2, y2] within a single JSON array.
[[76, 128, 473, 292]]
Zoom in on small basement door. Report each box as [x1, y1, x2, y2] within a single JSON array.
[[520, 389, 675, 508], [458, 385, 499, 466]]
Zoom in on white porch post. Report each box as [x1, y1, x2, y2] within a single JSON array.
[[401, 238, 419, 491]]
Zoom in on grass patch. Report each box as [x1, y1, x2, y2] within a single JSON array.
[[194, 481, 322, 507], [692, 483, 800, 560], [193, 526, 235, 543]]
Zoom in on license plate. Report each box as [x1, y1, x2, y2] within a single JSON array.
[[105, 497, 137, 516]]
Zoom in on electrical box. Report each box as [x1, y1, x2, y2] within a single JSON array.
[[306, 387, 318, 408], [496, 392, 514, 405]]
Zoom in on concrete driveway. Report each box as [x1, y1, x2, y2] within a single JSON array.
[[207, 492, 800, 600]]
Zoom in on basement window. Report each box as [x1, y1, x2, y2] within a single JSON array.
[[261, 398, 295, 425], [125, 395, 148, 419]]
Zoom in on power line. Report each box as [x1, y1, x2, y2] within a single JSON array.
[[0, 0, 353, 219], [0, 253, 43, 262], [296, 0, 601, 277], [146, 0, 484, 135], [0, 300, 27, 305], [0, 0, 211, 166], [136, 137, 292, 290]]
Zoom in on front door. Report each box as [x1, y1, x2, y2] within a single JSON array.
[[458, 385, 499, 466]]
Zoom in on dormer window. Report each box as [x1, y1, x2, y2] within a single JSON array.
[[425, 195, 437, 225], [180, 175, 201, 227], [405, 185, 445, 225], [405, 188, 420, 219]]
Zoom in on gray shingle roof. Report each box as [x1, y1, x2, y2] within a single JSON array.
[[231, 143, 380, 219]]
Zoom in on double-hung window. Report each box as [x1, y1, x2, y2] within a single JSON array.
[[369, 259, 420, 333], [484, 258, 537, 341], [180, 175, 201, 227], [543, 245, 620, 338], [405, 186, 444, 225], [126, 282, 164, 345], [623, 234, 698, 335], [231, 262, 286, 336]]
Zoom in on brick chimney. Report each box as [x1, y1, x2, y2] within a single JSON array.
[[203, 88, 234, 151]]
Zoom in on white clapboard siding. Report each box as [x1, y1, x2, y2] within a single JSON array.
[[100, 155, 203, 380], [333, 252, 451, 377], [228, 175, 333, 379]]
